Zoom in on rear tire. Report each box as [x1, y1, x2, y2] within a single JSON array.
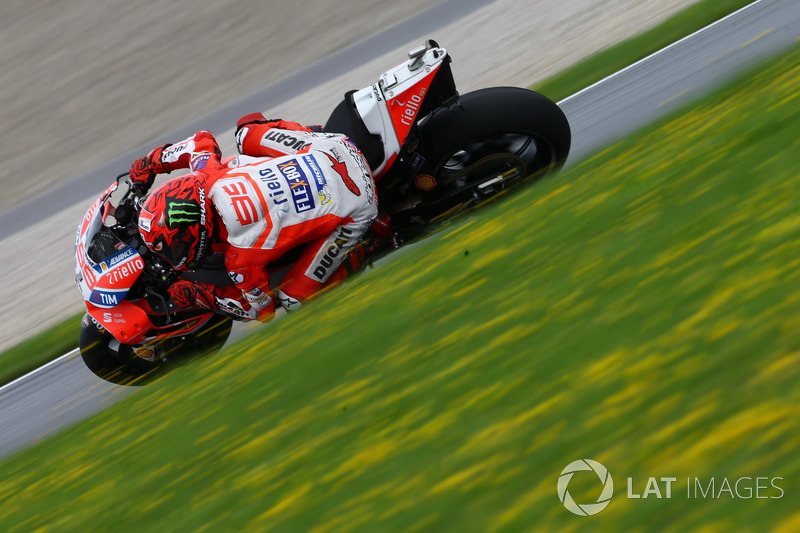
[[424, 86, 570, 172], [403, 87, 570, 228]]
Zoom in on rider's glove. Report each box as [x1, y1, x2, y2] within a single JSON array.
[[370, 215, 393, 240], [129, 144, 171, 188], [168, 280, 217, 310], [236, 113, 324, 133], [236, 112, 275, 132]]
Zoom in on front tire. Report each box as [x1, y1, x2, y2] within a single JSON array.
[[79, 313, 233, 385]]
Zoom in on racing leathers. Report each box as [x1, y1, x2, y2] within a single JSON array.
[[135, 115, 378, 321]]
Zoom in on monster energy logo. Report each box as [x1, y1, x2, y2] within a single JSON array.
[[166, 201, 201, 227]]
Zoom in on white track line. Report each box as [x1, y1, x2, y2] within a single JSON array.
[[0, 349, 79, 394], [558, 0, 764, 105]]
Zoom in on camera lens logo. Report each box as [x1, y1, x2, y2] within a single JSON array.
[[557, 459, 614, 516]]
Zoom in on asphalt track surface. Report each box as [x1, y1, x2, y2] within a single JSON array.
[[1, 0, 799, 460], [0, 0, 494, 240]]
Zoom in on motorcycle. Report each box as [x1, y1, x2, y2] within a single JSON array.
[[75, 39, 571, 385]]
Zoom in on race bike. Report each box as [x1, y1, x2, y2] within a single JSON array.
[[75, 39, 571, 385]]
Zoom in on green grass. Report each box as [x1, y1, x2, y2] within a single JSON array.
[[0, 0, 757, 388], [533, 0, 755, 101], [1, 39, 799, 533], [0, 313, 82, 385]]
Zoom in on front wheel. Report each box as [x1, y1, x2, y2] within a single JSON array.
[[79, 313, 233, 385], [400, 87, 570, 229]]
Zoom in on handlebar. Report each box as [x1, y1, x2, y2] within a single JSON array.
[[116, 171, 150, 200]]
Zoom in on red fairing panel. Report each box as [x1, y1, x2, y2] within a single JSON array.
[[87, 300, 152, 344], [386, 64, 441, 146]]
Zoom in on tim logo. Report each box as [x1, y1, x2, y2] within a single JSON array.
[[278, 159, 315, 213]]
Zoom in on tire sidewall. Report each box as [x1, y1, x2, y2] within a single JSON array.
[[421, 87, 571, 172]]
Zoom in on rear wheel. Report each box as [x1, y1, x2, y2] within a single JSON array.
[[79, 313, 233, 385], [394, 87, 570, 232]]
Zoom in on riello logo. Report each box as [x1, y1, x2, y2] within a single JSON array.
[[557, 459, 614, 516]]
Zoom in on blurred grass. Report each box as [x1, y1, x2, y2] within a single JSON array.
[[1, 40, 799, 533], [0, 0, 755, 388], [533, 0, 755, 101], [0, 313, 82, 385]]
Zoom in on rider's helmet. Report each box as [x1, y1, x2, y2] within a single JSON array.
[[137, 175, 212, 269]]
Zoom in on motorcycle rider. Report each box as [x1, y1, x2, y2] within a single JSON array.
[[130, 113, 382, 322]]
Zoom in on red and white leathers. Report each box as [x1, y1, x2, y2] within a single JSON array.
[[151, 118, 378, 321]]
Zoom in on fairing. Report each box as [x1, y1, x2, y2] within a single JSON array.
[[74, 183, 151, 343]]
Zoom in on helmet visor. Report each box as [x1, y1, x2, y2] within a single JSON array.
[[153, 233, 192, 269]]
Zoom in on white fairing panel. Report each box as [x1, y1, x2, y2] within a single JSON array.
[[352, 46, 448, 176]]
